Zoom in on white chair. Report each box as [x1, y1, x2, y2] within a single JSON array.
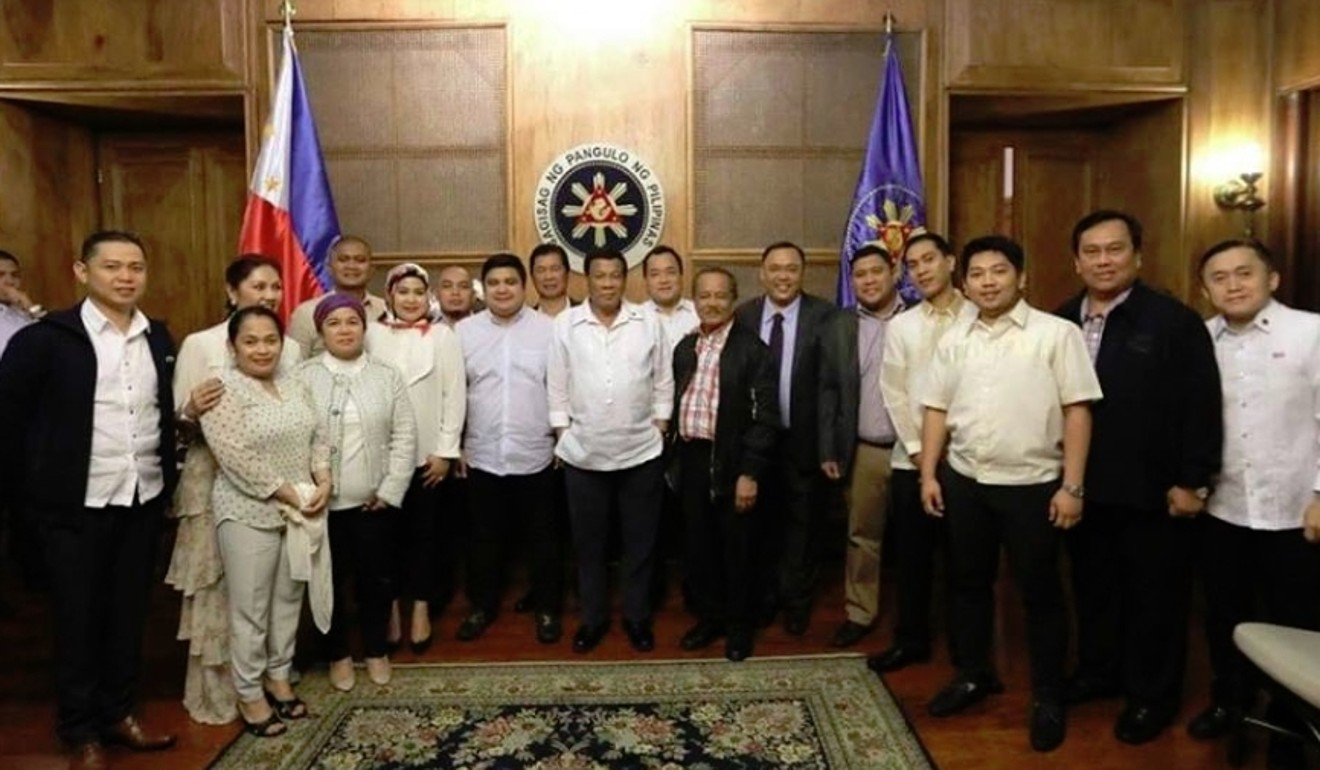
[[1230, 622, 1320, 767]]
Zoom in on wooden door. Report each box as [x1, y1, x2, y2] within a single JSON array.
[[949, 130, 1098, 312], [97, 133, 246, 338]]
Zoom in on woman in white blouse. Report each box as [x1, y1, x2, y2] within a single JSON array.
[[366, 263, 466, 653], [166, 255, 302, 725], [200, 306, 330, 738], [296, 294, 416, 690]]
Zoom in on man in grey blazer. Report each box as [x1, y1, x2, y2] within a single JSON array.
[[734, 241, 838, 636]]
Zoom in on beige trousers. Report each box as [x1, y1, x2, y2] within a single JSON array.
[[844, 442, 893, 626]]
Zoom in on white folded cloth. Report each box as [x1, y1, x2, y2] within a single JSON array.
[[282, 482, 333, 633]]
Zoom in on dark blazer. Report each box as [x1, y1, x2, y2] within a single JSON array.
[[0, 302, 178, 513], [734, 292, 837, 471], [819, 310, 860, 471], [669, 322, 780, 497], [1054, 281, 1222, 512]]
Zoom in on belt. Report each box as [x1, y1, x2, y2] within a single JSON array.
[[858, 439, 895, 449]]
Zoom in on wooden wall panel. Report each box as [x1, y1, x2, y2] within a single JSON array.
[[1186, 0, 1272, 309], [1274, 0, 1320, 92], [944, 0, 1185, 89], [0, 0, 248, 86], [261, 0, 940, 302], [0, 101, 96, 311]]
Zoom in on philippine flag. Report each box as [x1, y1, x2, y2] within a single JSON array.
[[238, 26, 340, 323]]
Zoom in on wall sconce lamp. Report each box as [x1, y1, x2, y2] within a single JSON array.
[[1213, 172, 1265, 214]]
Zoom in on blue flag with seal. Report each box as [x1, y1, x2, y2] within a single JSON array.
[[837, 33, 926, 307]]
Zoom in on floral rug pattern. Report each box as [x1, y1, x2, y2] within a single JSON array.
[[208, 656, 931, 770]]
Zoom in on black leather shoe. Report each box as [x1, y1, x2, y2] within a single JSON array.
[[455, 611, 493, 642], [725, 626, 753, 662], [535, 612, 562, 645], [1114, 704, 1172, 745], [1030, 700, 1067, 753], [572, 622, 609, 653], [513, 591, 534, 613], [757, 602, 778, 629], [623, 619, 655, 652], [1188, 704, 1236, 740], [867, 645, 931, 673], [1061, 673, 1120, 705], [927, 676, 1004, 717], [784, 610, 810, 637], [830, 621, 873, 648], [680, 620, 725, 651]]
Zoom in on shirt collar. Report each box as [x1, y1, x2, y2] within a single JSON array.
[[80, 299, 149, 339], [572, 301, 644, 327], [970, 298, 1030, 334], [645, 298, 695, 316], [920, 291, 966, 318], [858, 294, 904, 321], [1212, 299, 1279, 338], [762, 294, 801, 324], [1081, 286, 1135, 321], [697, 318, 734, 344], [321, 351, 369, 375]]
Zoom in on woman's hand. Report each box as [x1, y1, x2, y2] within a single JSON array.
[[420, 455, 450, 488]]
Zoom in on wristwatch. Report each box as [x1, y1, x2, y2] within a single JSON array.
[[1061, 482, 1085, 499], [1194, 487, 1211, 501]]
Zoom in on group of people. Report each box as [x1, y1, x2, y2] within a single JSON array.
[[0, 207, 1317, 769]]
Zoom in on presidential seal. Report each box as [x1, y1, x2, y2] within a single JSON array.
[[533, 143, 666, 272]]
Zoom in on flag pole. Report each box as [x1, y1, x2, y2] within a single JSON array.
[[883, 12, 895, 52]]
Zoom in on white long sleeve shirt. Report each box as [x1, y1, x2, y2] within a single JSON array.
[[1208, 300, 1320, 530], [548, 302, 673, 471]]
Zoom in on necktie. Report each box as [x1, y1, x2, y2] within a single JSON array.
[[769, 311, 785, 372]]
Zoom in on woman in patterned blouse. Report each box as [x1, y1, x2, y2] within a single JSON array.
[[200, 306, 330, 738], [296, 294, 416, 691]]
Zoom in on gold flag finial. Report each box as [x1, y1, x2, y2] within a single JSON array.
[[280, 0, 297, 30]]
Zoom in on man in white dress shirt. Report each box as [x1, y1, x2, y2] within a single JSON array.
[[548, 249, 674, 654], [455, 254, 563, 645], [1192, 239, 1320, 768], [641, 245, 699, 350], [0, 231, 179, 770], [286, 235, 387, 357]]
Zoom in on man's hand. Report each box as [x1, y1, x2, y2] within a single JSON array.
[[1049, 490, 1083, 529], [420, 455, 450, 488], [363, 495, 388, 512], [653, 419, 669, 434], [1303, 499, 1320, 544], [734, 475, 758, 513], [1167, 486, 1206, 518], [185, 377, 225, 420], [303, 481, 331, 516], [921, 477, 944, 517], [0, 285, 33, 309], [820, 460, 842, 481]]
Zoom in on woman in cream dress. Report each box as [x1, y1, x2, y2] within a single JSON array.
[[165, 255, 301, 724]]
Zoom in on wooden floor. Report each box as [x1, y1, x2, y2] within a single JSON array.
[[0, 547, 1279, 770]]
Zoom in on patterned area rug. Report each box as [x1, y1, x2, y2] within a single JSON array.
[[208, 655, 931, 769]]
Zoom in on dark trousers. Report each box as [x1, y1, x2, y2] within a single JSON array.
[[1199, 514, 1320, 709], [942, 466, 1067, 698], [393, 470, 438, 603], [564, 457, 664, 626], [465, 466, 563, 616], [678, 439, 753, 627], [890, 468, 949, 655], [43, 497, 163, 745], [433, 475, 468, 609], [757, 438, 822, 615], [1067, 504, 1194, 714], [323, 507, 394, 659]]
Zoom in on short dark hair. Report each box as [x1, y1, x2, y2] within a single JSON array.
[[761, 241, 806, 264], [0, 250, 18, 268], [903, 232, 954, 259], [849, 244, 892, 269], [643, 245, 683, 275], [1197, 238, 1277, 277], [227, 305, 284, 343], [81, 230, 146, 262], [693, 266, 739, 300], [584, 249, 627, 276], [225, 254, 282, 290], [529, 243, 570, 272], [481, 253, 527, 284], [961, 234, 1025, 273], [1071, 210, 1143, 255]]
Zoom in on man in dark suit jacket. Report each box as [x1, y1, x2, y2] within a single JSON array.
[[670, 267, 780, 661], [1053, 210, 1223, 745], [819, 244, 905, 648], [0, 231, 179, 770], [733, 240, 837, 635]]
